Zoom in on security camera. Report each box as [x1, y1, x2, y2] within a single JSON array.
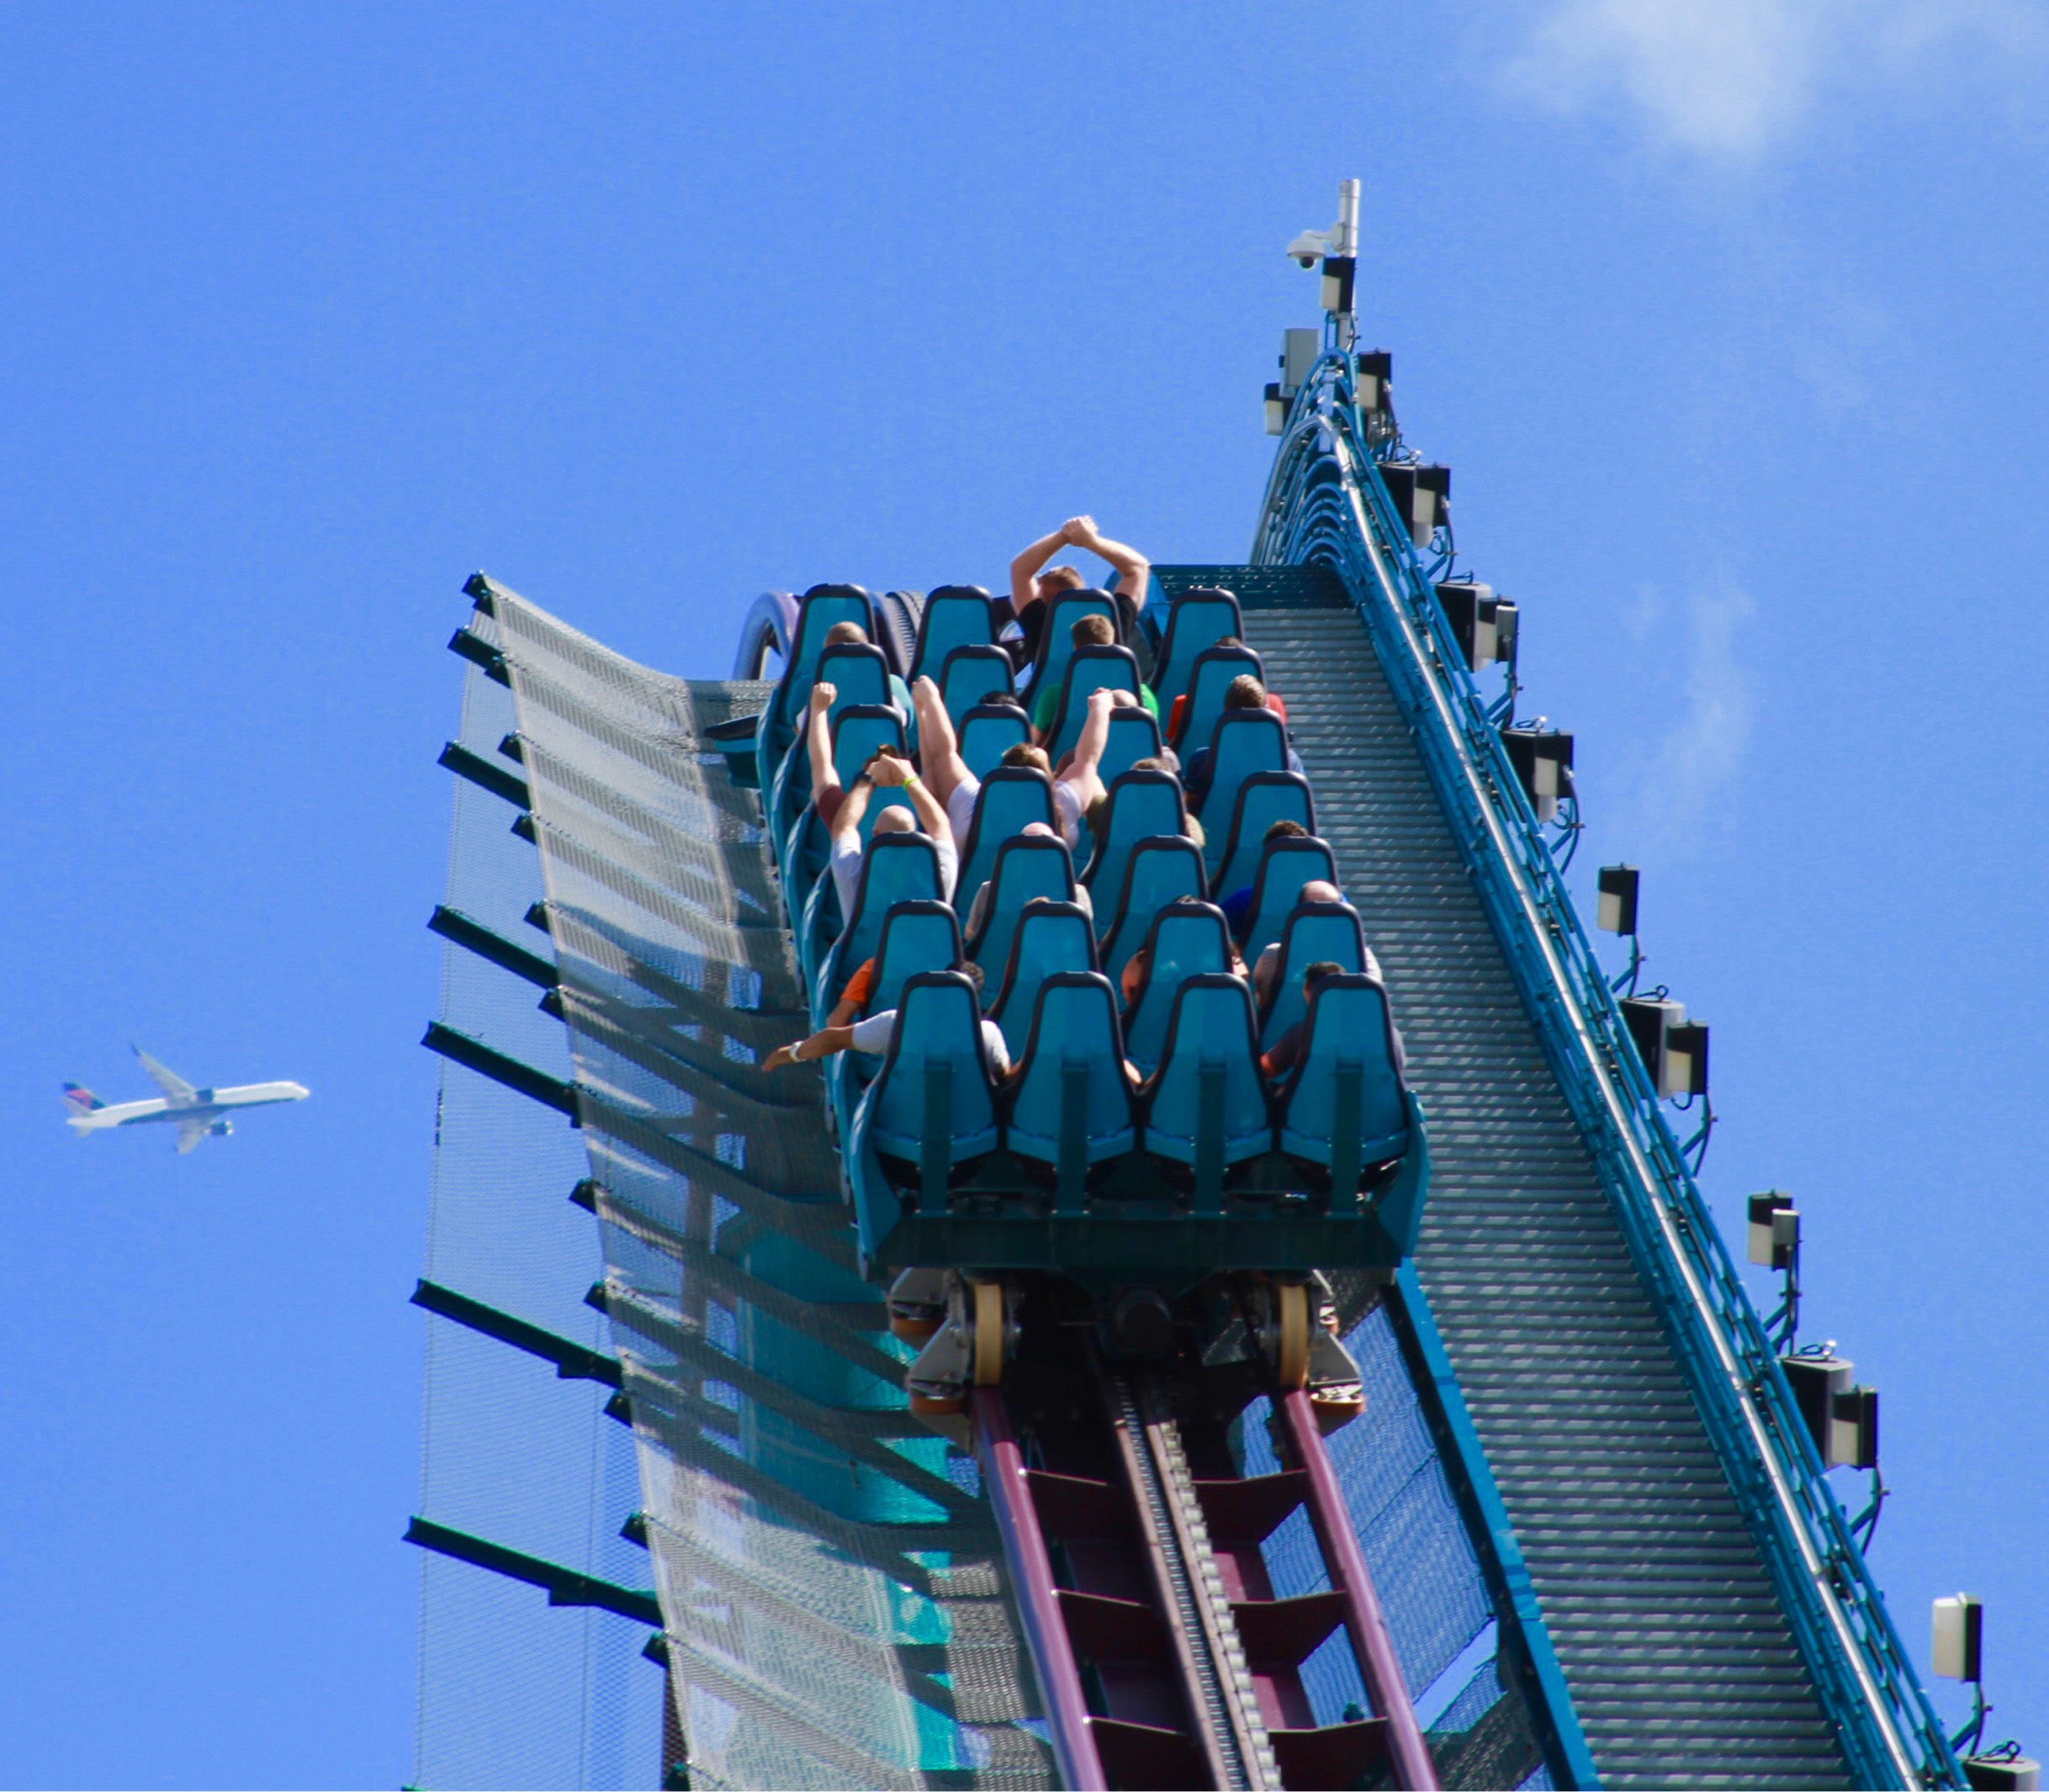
[[1285, 229, 1331, 269]]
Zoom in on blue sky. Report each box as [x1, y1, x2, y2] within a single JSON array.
[[3, 4, 2044, 1784]]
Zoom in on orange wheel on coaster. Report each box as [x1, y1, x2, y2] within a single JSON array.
[[1310, 1384, 1366, 1434], [889, 1308, 943, 1345]]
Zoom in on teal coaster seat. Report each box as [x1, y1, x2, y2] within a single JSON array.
[[988, 900, 1097, 1063], [805, 830, 945, 1023], [769, 642, 894, 851], [1097, 706, 1163, 785], [779, 705, 907, 918], [1170, 644, 1265, 751], [954, 767, 1056, 913], [958, 704, 1030, 780], [1098, 837, 1208, 989], [1233, 834, 1340, 955], [1003, 971, 1137, 1212], [1040, 644, 1145, 761], [857, 901, 963, 1018], [908, 586, 996, 683], [1080, 769, 1188, 907], [824, 898, 963, 1122], [1149, 587, 1244, 709], [938, 643, 1015, 727], [965, 834, 1077, 983], [1257, 901, 1369, 1049], [1194, 710, 1289, 853], [1209, 773, 1316, 903], [755, 584, 874, 772], [1138, 974, 1273, 1212], [1274, 974, 1412, 1192], [1026, 589, 1118, 703], [852, 971, 1002, 1214], [1120, 899, 1236, 1076]]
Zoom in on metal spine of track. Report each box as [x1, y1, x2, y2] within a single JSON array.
[[1107, 1369, 1268, 1790], [1167, 340, 1959, 1792]]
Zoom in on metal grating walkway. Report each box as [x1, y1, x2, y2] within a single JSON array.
[[1196, 567, 1851, 1790]]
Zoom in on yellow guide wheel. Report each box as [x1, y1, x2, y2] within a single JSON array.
[[1276, 1282, 1311, 1390], [972, 1281, 1006, 1387]]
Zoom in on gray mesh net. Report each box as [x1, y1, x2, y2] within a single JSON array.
[[423, 585, 1053, 1790], [415, 647, 664, 1789]]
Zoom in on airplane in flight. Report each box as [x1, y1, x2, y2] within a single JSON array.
[[62, 1046, 310, 1154]]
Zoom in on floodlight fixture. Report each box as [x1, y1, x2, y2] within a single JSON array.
[[1747, 1191, 1799, 1268], [1615, 995, 1705, 1101], [1782, 1348, 1879, 1471], [1492, 598, 1519, 669], [1501, 723, 1573, 823], [1832, 1385, 1878, 1471], [1356, 349, 1392, 414], [1265, 328, 1322, 436], [1934, 1594, 1983, 1683], [1619, 995, 1683, 1092], [1964, 1754, 2041, 1791], [1596, 864, 1640, 937], [1436, 580, 1506, 672], [1665, 1019, 1710, 1098], [1280, 328, 1319, 395], [1415, 463, 1450, 541], [1322, 254, 1356, 317], [1379, 462, 1452, 548]]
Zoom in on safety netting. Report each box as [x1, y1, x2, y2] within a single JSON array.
[[452, 582, 1056, 1790], [415, 635, 664, 1789]]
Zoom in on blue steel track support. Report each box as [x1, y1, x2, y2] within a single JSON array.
[[1250, 348, 1961, 1790]]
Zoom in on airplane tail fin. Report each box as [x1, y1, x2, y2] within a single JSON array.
[[62, 1083, 105, 1115]]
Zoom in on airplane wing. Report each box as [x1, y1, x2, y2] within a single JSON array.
[[133, 1045, 198, 1107], [175, 1117, 209, 1154]]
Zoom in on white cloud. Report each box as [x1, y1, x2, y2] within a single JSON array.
[[1507, 0, 2049, 160], [1633, 582, 1755, 848]]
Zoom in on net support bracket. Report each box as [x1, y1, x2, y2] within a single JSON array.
[[421, 1021, 579, 1121], [404, 1517, 659, 1627]]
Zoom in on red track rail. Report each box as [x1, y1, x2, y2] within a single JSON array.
[[975, 1366, 1441, 1790]]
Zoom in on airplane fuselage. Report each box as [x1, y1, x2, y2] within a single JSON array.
[[67, 1081, 310, 1133]]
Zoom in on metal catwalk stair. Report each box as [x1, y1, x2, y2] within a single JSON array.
[[1190, 566, 1850, 1789]]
